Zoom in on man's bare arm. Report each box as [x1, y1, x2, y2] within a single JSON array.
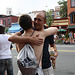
[[44, 27, 58, 37]]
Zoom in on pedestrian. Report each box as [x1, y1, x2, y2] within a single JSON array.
[[0, 24, 13, 75], [9, 13, 57, 74], [8, 12, 58, 75], [49, 45, 58, 69], [54, 33, 58, 43], [69, 31, 73, 43]]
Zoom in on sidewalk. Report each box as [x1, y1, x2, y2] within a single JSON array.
[[55, 42, 75, 45]]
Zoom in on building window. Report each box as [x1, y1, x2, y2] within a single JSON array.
[[3, 20, 6, 25], [8, 19, 10, 25], [0, 20, 3, 24], [52, 12, 54, 16], [57, 12, 60, 15], [70, 14, 75, 23], [71, 0, 75, 7]]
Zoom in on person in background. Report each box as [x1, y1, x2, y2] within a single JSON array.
[[8, 12, 58, 75], [69, 31, 73, 43], [49, 44, 58, 69], [0, 24, 13, 75], [54, 33, 58, 43]]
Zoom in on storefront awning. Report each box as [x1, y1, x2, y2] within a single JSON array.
[[68, 25, 75, 29], [8, 25, 21, 33], [58, 29, 66, 32]]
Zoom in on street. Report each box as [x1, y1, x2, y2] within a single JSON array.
[[54, 44, 75, 75], [11, 44, 75, 75]]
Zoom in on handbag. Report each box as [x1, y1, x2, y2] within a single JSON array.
[[17, 61, 37, 75], [17, 44, 42, 75], [17, 30, 42, 75]]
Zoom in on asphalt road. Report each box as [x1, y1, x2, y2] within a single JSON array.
[[11, 44, 75, 75], [54, 44, 75, 75]]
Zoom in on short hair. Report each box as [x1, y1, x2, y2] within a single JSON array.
[[18, 14, 32, 30]]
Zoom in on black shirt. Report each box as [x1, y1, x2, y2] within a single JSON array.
[[42, 35, 54, 69]]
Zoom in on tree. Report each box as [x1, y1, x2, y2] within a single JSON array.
[[65, 33, 69, 39], [5, 28, 8, 33], [46, 9, 54, 27], [58, 0, 67, 18]]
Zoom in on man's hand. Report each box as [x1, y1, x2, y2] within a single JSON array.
[[30, 36, 43, 46]]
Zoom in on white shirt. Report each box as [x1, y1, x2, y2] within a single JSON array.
[[54, 34, 57, 38], [0, 34, 12, 59]]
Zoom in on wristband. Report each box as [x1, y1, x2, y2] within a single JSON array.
[[20, 30, 24, 34]]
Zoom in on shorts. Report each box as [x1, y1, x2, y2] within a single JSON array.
[[42, 66, 54, 75]]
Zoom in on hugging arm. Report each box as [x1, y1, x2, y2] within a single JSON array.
[[43, 27, 58, 37], [8, 31, 43, 46]]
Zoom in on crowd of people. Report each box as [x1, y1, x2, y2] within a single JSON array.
[[0, 12, 58, 75], [54, 31, 75, 44]]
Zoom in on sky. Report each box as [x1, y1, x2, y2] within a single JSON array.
[[0, 0, 62, 15]]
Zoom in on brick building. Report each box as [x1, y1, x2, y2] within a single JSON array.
[[54, 6, 60, 19], [67, 0, 75, 33], [0, 15, 19, 28]]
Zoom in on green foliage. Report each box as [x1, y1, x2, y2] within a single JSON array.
[[58, 0, 67, 18], [46, 10, 54, 27], [5, 28, 8, 33], [65, 34, 69, 39], [56, 40, 63, 43]]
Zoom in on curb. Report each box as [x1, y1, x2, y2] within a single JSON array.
[[55, 43, 75, 45]]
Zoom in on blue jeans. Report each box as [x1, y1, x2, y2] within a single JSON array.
[[0, 58, 13, 75]]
